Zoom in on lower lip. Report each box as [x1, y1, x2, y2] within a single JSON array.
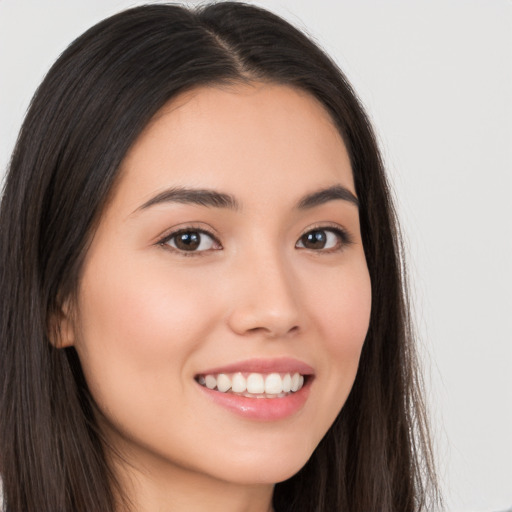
[[197, 378, 312, 421]]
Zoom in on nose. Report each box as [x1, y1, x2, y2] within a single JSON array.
[[226, 248, 302, 339]]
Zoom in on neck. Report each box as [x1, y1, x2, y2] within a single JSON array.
[[110, 449, 275, 512]]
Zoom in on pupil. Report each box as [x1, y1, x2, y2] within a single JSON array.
[[304, 230, 326, 249], [176, 232, 200, 250]]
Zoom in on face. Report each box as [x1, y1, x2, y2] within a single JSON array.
[[65, 83, 371, 490]]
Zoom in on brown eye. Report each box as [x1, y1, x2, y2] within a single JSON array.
[[296, 228, 345, 251], [165, 230, 217, 252]]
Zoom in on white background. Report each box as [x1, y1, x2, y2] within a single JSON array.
[[0, 1, 511, 510]]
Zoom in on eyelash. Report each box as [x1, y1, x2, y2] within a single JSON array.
[[158, 224, 353, 257], [296, 224, 353, 253], [158, 226, 221, 258]]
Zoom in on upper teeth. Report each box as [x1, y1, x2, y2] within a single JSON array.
[[197, 372, 305, 396]]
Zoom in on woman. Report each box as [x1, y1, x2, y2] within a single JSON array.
[[0, 2, 440, 511]]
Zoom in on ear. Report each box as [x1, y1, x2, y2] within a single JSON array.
[[48, 298, 75, 348]]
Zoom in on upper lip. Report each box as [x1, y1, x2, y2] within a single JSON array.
[[196, 357, 315, 376]]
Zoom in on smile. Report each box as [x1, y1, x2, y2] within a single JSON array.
[[195, 358, 314, 420], [196, 372, 306, 398]]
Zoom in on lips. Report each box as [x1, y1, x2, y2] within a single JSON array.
[[195, 358, 314, 421], [196, 357, 315, 376]]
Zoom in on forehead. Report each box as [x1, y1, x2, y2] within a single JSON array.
[[116, 82, 354, 212]]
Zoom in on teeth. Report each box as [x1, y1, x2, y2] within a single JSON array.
[[247, 373, 265, 394], [265, 373, 283, 394], [231, 372, 246, 393], [282, 373, 292, 392], [197, 371, 306, 397], [290, 373, 300, 392], [217, 373, 231, 392], [205, 375, 217, 389]]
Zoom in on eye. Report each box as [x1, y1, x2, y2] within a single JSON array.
[[161, 229, 220, 253], [296, 227, 350, 251]]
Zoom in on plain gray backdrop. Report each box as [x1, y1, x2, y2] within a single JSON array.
[[1, 1, 511, 510]]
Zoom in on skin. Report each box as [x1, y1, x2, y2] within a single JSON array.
[[59, 82, 372, 512]]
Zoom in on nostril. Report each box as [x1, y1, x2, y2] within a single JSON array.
[[245, 323, 300, 338]]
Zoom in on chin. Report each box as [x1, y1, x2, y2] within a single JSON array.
[[204, 440, 317, 486]]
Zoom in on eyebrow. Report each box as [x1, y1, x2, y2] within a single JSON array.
[[135, 184, 359, 213], [136, 187, 240, 212], [297, 185, 359, 209]]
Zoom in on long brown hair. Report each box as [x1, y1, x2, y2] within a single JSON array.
[[0, 3, 441, 511]]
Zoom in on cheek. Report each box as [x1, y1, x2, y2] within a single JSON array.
[[306, 258, 371, 404], [72, 252, 218, 406], [310, 259, 372, 353], [79, 250, 212, 343], [330, 280, 371, 357]]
